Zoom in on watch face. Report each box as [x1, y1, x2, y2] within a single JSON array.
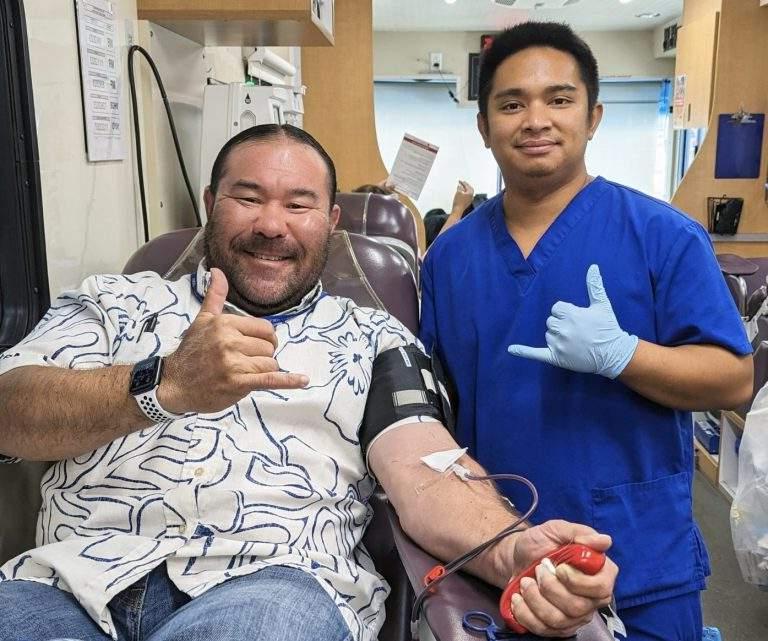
[[130, 356, 162, 395]]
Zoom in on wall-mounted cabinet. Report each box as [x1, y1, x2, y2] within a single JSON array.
[[672, 12, 719, 129], [137, 0, 334, 47]]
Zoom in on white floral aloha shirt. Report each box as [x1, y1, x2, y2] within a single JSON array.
[[0, 260, 418, 641]]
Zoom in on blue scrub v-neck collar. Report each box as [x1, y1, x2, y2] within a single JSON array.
[[489, 176, 608, 292]]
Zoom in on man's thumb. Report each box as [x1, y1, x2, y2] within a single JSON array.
[[200, 267, 228, 315], [586, 264, 608, 306], [568, 523, 613, 552]]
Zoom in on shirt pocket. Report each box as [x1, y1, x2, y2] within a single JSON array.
[[592, 471, 697, 602]]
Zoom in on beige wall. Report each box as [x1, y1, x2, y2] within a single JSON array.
[[582, 31, 676, 78], [23, 1, 282, 294], [374, 29, 675, 106], [682, 0, 722, 25], [25, 0, 143, 295]]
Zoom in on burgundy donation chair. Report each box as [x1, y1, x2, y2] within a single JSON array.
[[717, 253, 761, 318], [335, 192, 420, 283]]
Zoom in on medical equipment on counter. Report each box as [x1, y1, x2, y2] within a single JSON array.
[[197, 46, 305, 219], [198, 83, 291, 220]]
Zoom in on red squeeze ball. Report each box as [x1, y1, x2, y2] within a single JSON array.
[[499, 543, 606, 634]]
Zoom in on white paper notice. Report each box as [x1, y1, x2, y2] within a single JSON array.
[[389, 133, 439, 200], [672, 74, 686, 130], [75, 0, 124, 161]]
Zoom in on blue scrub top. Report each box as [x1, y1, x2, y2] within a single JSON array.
[[419, 177, 751, 609]]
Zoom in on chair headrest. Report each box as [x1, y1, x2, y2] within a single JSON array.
[[717, 253, 759, 276], [326, 231, 418, 334], [336, 193, 419, 270], [123, 228, 200, 278]]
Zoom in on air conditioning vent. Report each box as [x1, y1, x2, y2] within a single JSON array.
[[662, 23, 678, 52]]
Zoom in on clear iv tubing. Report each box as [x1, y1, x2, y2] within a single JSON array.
[[409, 473, 539, 632]]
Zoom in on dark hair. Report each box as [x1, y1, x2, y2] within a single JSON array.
[[352, 183, 395, 195], [425, 212, 448, 248], [208, 123, 337, 206], [478, 22, 599, 117], [424, 208, 448, 220]]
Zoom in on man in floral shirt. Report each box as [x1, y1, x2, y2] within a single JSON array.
[[0, 125, 616, 641]]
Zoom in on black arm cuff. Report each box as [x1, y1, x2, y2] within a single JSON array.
[[360, 345, 455, 456]]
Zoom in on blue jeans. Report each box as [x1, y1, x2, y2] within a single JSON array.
[[0, 564, 352, 641]]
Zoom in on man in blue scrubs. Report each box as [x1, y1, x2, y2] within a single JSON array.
[[419, 22, 753, 641]]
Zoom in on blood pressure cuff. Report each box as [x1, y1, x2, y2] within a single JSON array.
[[360, 345, 455, 457]]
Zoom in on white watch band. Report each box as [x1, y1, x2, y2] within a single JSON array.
[[134, 387, 184, 423]]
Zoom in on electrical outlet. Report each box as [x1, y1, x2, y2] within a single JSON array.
[[429, 52, 443, 71]]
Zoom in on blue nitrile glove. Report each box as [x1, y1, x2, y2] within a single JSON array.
[[507, 264, 639, 379]]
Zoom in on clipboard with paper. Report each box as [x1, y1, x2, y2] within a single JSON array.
[[715, 110, 765, 179]]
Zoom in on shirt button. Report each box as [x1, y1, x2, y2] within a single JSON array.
[[194, 467, 205, 477]]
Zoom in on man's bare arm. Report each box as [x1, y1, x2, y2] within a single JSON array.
[[368, 422, 616, 587], [369, 420, 515, 586], [0, 364, 148, 461], [620, 343, 753, 411], [369, 421, 618, 637], [0, 269, 307, 462]]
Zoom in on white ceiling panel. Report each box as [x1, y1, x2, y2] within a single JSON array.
[[374, 0, 683, 32]]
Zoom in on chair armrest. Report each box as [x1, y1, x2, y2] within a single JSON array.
[[0, 460, 51, 565], [382, 498, 614, 641]]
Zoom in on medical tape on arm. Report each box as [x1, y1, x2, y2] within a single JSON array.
[[414, 447, 472, 494]]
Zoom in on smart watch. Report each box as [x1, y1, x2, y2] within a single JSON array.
[[129, 356, 184, 423]]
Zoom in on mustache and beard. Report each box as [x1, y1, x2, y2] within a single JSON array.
[[203, 216, 332, 317]]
